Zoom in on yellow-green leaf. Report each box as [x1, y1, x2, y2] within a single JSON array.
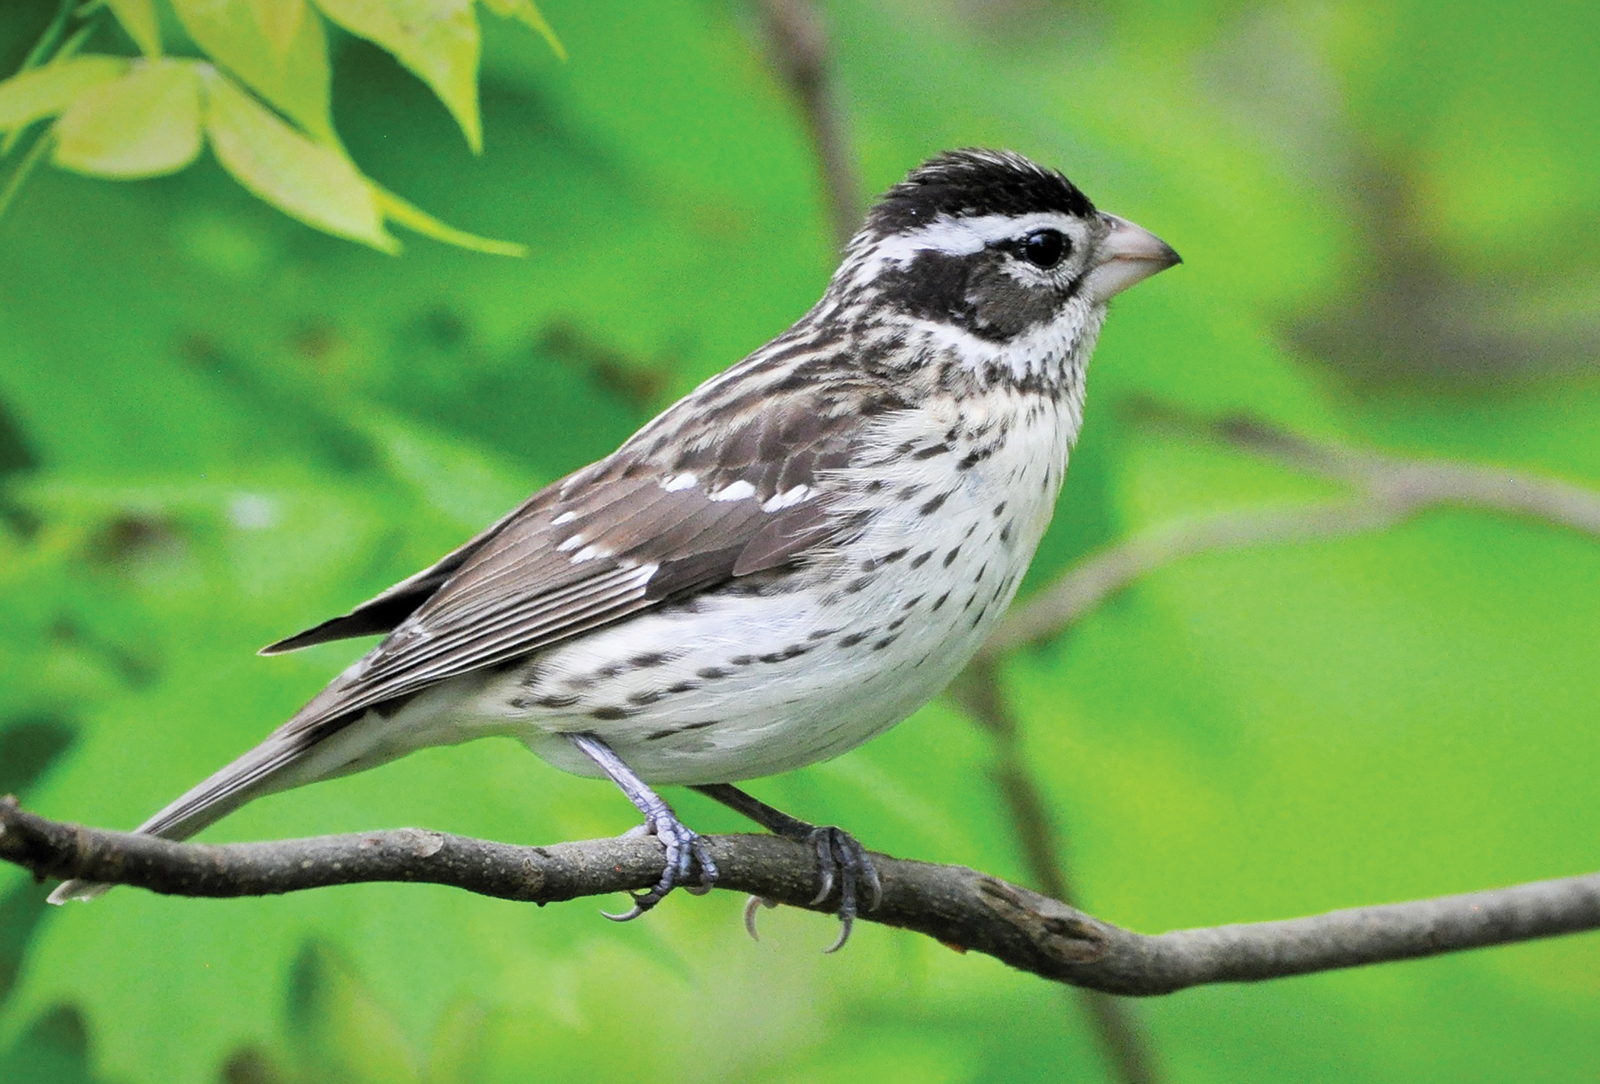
[[52, 60, 202, 178], [171, 0, 334, 142], [200, 69, 397, 252], [477, 0, 564, 59], [373, 187, 526, 256], [312, 0, 482, 152], [0, 56, 129, 131], [105, 0, 163, 56], [250, 0, 309, 62]]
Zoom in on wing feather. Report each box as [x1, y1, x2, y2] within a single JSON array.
[[265, 384, 883, 740]]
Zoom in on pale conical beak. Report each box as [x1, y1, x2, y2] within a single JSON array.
[[1081, 212, 1181, 303]]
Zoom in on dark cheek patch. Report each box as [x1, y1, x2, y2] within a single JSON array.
[[876, 250, 973, 329], [964, 259, 1062, 339], [878, 249, 1066, 342]]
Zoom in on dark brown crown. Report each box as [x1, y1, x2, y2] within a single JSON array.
[[865, 149, 1095, 236]]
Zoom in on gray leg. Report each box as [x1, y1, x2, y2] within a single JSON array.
[[693, 783, 881, 951], [570, 734, 717, 920]]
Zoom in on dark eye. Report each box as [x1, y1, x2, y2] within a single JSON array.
[[1019, 229, 1068, 269]]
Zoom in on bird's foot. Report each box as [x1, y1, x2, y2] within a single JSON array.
[[744, 824, 881, 952], [603, 811, 718, 922], [808, 824, 882, 952], [691, 784, 882, 951], [569, 733, 718, 922]]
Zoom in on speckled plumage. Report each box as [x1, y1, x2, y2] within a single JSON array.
[[50, 150, 1179, 917]]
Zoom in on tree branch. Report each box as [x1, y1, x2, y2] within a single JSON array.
[[5, 797, 1596, 996], [757, 0, 863, 248], [982, 415, 1600, 658]]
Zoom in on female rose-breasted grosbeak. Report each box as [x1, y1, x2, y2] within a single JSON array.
[[51, 150, 1179, 944]]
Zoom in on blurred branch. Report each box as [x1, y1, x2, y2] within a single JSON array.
[[757, 0, 862, 247], [6, 797, 1597, 996], [982, 414, 1600, 658], [950, 663, 1161, 1082]]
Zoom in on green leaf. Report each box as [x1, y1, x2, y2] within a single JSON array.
[[373, 186, 525, 256], [105, 0, 164, 57], [200, 69, 396, 252], [249, 0, 309, 62], [52, 60, 203, 179], [478, 0, 564, 60], [0, 56, 129, 132], [171, 0, 335, 142], [312, 0, 483, 152]]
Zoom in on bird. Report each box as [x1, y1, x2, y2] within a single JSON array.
[[49, 149, 1180, 947]]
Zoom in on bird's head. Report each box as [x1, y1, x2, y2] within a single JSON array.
[[835, 149, 1179, 352]]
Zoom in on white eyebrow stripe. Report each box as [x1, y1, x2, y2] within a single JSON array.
[[710, 479, 756, 502], [871, 212, 1080, 264]]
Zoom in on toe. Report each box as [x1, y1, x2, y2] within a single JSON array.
[[808, 831, 837, 905], [690, 835, 720, 887]]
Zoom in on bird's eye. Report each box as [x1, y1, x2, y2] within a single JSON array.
[[1018, 229, 1068, 269]]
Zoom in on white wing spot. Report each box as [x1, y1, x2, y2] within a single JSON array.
[[551, 511, 577, 526], [662, 473, 698, 492], [572, 545, 606, 563], [762, 485, 813, 512], [556, 533, 584, 552], [710, 479, 756, 502]]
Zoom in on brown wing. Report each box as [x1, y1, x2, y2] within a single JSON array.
[[258, 484, 570, 655], [266, 390, 870, 738]]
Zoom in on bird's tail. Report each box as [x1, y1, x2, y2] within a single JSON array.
[[46, 729, 325, 904]]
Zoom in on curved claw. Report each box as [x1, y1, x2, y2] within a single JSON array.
[[600, 814, 718, 922], [823, 914, 854, 955], [744, 895, 778, 941], [601, 899, 649, 923], [860, 855, 884, 912]]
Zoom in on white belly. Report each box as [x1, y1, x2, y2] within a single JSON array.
[[454, 391, 1079, 784]]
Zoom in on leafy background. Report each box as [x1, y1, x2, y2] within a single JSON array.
[[2, 0, 1598, 1082]]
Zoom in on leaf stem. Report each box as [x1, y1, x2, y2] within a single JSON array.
[[0, 128, 56, 222]]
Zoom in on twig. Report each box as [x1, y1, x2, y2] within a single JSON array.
[[757, 0, 862, 248], [6, 798, 1595, 996], [981, 497, 1392, 658], [1219, 416, 1600, 535], [950, 663, 1161, 1082], [982, 416, 1600, 658]]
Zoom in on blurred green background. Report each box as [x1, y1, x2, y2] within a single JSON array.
[[2, 0, 1598, 1082]]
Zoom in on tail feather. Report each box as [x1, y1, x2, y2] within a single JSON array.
[[46, 735, 313, 904]]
